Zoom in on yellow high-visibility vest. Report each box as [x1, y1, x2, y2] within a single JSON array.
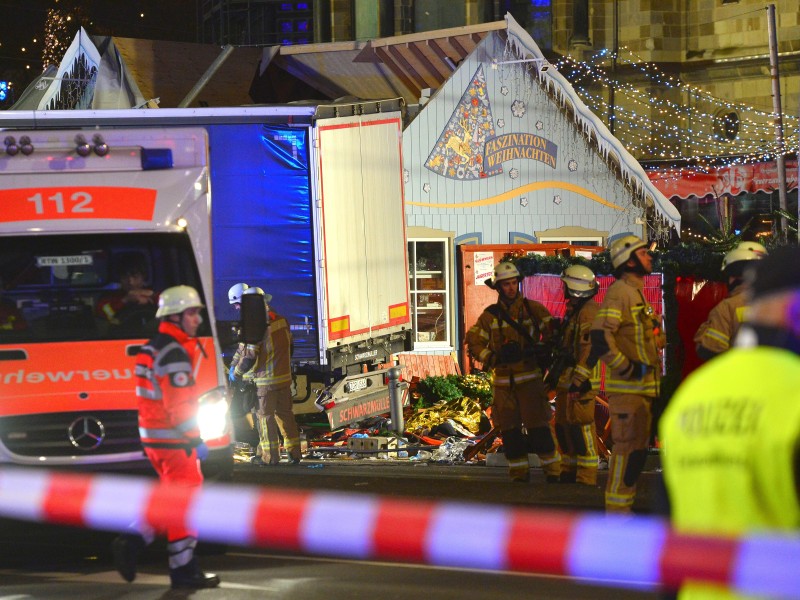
[[660, 346, 800, 600]]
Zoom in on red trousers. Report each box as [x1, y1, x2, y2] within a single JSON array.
[[144, 447, 203, 542]]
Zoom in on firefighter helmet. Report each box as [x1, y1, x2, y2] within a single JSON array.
[[561, 264, 598, 298], [721, 244, 766, 272], [492, 262, 520, 285], [156, 285, 204, 318], [228, 282, 249, 304], [242, 286, 273, 304], [735, 241, 768, 256], [609, 235, 648, 269]]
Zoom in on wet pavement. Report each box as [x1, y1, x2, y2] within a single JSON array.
[[230, 448, 665, 514]]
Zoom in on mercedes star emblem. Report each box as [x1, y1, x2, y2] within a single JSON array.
[[68, 416, 106, 451]]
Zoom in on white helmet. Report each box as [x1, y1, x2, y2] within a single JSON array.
[[156, 285, 204, 318], [242, 286, 273, 304], [493, 262, 520, 284], [609, 235, 648, 270], [228, 283, 249, 304], [735, 241, 768, 257], [486, 261, 521, 289], [722, 244, 766, 272], [561, 264, 598, 298]]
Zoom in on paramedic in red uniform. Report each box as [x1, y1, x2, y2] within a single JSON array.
[[111, 285, 220, 589]]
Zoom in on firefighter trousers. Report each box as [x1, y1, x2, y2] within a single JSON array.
[[604, 394, 653, 513], [554, 388, 598, 485], [493, 376, 560, 481], [256, 385, 301, 464]]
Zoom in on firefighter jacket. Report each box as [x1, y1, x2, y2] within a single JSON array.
[[234, 311, 293, 391], [556, 299, 601, 391], [590, 273, 662, 396], [135, 321, 202, 451], [660, 347, 800, 600], [693, 285, 747, 356], [229, 342, 251, 382], [466, 294, 553, 387]]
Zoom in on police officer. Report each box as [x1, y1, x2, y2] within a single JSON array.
[[232, 287, 301, 465], [694, 241, 767, 360], [589, 235, 663, 512], [112, 285, 220, 589], [466, 261, 560, 483], [661, 246, 800, 600], [553, 265, 601, 485]]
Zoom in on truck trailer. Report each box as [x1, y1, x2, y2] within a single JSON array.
[[0, 103, 412, 473]]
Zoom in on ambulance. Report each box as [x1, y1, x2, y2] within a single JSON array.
[[0, 125, 234, 476]]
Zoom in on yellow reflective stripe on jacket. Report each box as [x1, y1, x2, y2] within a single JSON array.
[[603, 377, 658, 396], [597, 307, 622, 320], [704, 327, 730, 347], [493, 368, 543, 386], [608, 352, 626, 369]]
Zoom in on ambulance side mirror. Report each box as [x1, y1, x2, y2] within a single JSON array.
[[240, 294, 267, 344]]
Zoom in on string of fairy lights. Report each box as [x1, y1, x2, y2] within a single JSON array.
[[21, 7, 800, 183], [557, 47, 799, 175]]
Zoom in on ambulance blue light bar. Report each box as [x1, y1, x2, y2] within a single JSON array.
[[140, 148, 173, 170]]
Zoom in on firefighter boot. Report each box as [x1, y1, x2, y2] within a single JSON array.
[[508, 459, 531, 482], [503, 428, 530, 482], [111, 533, 146, 583], [169, 558, 221, 589]]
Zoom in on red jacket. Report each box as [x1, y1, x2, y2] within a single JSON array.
[[135, 321, 202, 450]]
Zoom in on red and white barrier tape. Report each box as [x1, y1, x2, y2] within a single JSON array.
[[1, 466, 798, 598]]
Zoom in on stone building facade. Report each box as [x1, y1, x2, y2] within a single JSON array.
[[327, 0, 799, 163]]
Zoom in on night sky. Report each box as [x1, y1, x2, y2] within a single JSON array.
[[0, 0, 197, 102]]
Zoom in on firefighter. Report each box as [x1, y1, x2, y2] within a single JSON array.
[[466, 261, 560, 483], [661, 246, 800, 600], [112, 285, 220, 589], [232, 286, 301, 465], [552, 264, 601, 485], [588, 235, 663, 512], [226, 282, 259, 446], [228, 282, 248, 307], [227, 282, 249, 382], [693, 241, 767, 361]]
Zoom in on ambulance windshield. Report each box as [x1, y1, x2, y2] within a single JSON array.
[[0, 232, 210, 343]]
